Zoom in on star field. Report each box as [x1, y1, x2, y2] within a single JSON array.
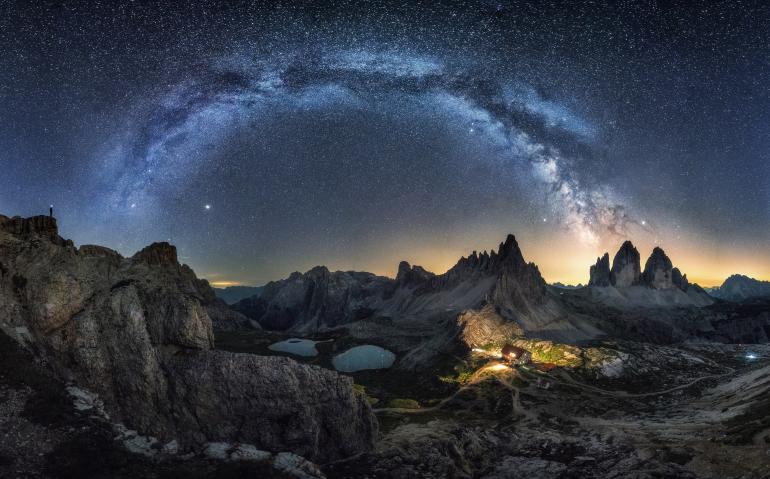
[[1, 0, 769, 286]]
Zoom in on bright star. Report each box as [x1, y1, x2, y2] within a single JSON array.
[[204, 204, 212, 210]]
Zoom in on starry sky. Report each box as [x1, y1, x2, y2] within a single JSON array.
[[2, 0, 769, 287]]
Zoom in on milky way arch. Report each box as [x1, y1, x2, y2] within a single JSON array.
[[95, 48, 641, 245]]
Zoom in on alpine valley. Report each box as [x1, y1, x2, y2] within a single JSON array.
[[2, 213, 769, 478]]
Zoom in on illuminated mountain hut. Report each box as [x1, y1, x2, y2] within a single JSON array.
[[501, 344, 532, 365]]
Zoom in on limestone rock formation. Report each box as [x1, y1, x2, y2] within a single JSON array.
[[671, 267, 689, 291], [0, 214, 377, 462], [395, 261, 435, 287], [588, 242, 695, 293], [589, 253, 611, 286], [456, 305, 524, 349], [610, 241, 641, 287], [0, 214, 70, 246], [641, 247, 674, 289], [488, 234, 547, 314]]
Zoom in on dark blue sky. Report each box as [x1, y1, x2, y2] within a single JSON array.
[[2, 0, 768, 285]]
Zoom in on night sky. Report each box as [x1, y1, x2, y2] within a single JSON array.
[[2, 0, 769, 286]]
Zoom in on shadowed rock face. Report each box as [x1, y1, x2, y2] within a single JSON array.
[[0, 215, 70, 247], [610, 241, 641, 287], [0, 214, 377, 462], [488, 234, 547, 314], [642, 247, 674, 290], [710, 275, 770, 302], [396, 261, 435, 287], [589, 253, 611, 286], [588, 242, 695, 293]]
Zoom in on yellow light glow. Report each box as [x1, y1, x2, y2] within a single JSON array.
[[488, 363, 510, 371], [210, 281, 242, 287]]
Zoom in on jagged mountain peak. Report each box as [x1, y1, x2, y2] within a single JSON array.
[[610, 240, 641, 287], [396, 260, 435, 287], [497, 233, 525, 263], [642, 247, 674, 289], [589, 253, 611, 286]]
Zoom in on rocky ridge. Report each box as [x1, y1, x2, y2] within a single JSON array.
[[234, 234, 548, 334], [710, 274, 770, 302], [0, 214, 377, 463]]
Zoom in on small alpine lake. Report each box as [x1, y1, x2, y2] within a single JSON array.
[[332, 345, 396, 372]]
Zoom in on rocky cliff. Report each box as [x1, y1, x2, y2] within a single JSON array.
[[589, 253, 611, 286], [642, 246, 674, 289], [590, 241, 692, 292], [0, 214, 377, 462], [610, 240, 641, 287]]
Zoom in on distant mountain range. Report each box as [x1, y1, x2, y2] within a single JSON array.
[[227, 235, 770, 345], [232, 234, 552, 334], [213, 285, 264, 304], [708, 274, 770, 302]]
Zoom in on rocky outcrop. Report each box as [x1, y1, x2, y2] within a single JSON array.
[[641, 247, 674, 289], [610, 241, 641, 287], [395, 261, 435, 288], [456, 305, 524, 349], [589, 253, 611, 287], [0, 214, 377, 462], [671, 267, 689, 291], [488, 235, 547, 314], [0, 214, 71, 247]]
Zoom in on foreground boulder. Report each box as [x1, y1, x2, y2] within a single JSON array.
[[0, 214, 377, 462]]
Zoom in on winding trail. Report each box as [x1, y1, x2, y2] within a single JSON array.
[[528, 364, 735, 399], [374, 360, 736, 416]]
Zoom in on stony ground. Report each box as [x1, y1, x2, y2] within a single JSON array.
[[0, 330, 303, 479], [217, 331, 770, 478], [6, 324, 770, 478], [324, 342, 770, 478]]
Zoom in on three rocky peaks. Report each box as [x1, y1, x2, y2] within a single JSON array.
[[589, 240, 691, 291]]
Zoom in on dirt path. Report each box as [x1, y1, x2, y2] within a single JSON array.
[[374, 359, 736, 416], [529, 364, 735, 399]]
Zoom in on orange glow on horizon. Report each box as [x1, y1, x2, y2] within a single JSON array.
[[209, 280, 242, 287], [202, 229, 770, 289]]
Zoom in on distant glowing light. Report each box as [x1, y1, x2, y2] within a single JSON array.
[[641, 220, 646, 226], [488, 363, 510, 371], [746, 353, 758, 360], [130, 203, 136, 208], [204, 204, 212, 210]]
